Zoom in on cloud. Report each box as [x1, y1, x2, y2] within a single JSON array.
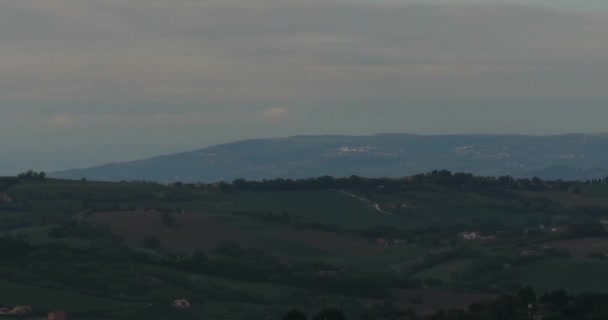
[[261, 107, 289, 121], [1, 0, 608, 115], [1, 0, 608, 173], [47, 114, 77, 127], [42, 111, 248, 128]]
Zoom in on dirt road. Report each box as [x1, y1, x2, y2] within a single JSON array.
[[335, 190, 397, 216]]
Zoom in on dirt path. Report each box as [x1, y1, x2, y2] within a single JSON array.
[[335, 190, 397, 216]]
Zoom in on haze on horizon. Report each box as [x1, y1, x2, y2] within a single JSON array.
[[1, 0, 607, 175]]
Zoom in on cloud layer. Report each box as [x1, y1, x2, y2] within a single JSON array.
[[1, 0, 607, 173]]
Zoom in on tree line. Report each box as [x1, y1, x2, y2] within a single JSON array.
[[281, 287, 608, 320], [227, 171, 580, 193]]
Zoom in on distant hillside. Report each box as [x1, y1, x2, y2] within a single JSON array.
[[51, 133, 608, 182]]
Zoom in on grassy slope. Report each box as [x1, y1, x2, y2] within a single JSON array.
[[0, 279, 134, 312], [582, 184, 608, 197], [8, 178, 608, 315], [413, 259, 473, 282], [90, 211, 412, 269], [231, 190, 403, 228], [518, 259, 608, 293]]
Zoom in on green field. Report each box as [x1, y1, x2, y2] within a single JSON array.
[[582, 184, 608, 198], [3, 175, 608, 319], [518, 259, 608, 293], [139, 264, 306, 298], [414, 259, 473, 282], [231, 190, 404, 228], [0, 279, 134, 313]]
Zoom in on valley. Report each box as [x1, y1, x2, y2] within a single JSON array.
[[2, 172, 608, 319]]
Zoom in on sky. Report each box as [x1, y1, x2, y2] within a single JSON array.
[[1, 0, 608, 174]]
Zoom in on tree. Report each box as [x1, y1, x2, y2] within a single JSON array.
[[313, 308, 346, 320], [283, 309, 307, 320], [232, 178, 249, 190], [541, 290, 570, 307], [191, 249, 209, 265], [385, 309, 417, 320], [142, 236, 162, 250], [518, 286, 537, 306], [162, 212, 177, 228], [17, 170, 46, 180], [217, 181, 233, 193], [213, 241, 241, 257]]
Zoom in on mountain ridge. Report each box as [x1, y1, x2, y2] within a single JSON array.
[[51, 133, 608, 182]]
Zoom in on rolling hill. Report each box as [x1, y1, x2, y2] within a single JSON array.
[[4, 174, 608, 318], [51, 133, 608, 182]]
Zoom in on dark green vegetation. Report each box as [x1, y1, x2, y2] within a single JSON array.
[[52, 133, 608, 182], [283, 289, 608, 319], [2, 171, 608, 319]]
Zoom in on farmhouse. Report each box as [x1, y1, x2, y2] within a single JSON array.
[[172, 299, 191, 309], [9, 305, 33, 316], [48, 310, 69, 320], [461, 232, 496, 242], [550, 226, 568, 233], [375, 238, 389, 246], [0, 193, 12, 203], [461, 232, 478, 240], [371, 238, 407, 246], [385, 202, 411, 210]]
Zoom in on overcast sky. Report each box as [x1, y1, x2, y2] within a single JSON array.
[[1, 0, 608, 174]]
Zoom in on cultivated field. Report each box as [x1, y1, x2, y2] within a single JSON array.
[[274, 228, 388, 256], [544, 237, 608, 258], [521, 191, 608, 208], [413, 259, 473, 282], [0, 279, 133, 313], [6, 175, 608, 319], [392, 289, 497, 315], [89, 210, 391, 261], [518, 258, 608, 293], [89, 211, 261, 253], [231, 190, 404, 228]]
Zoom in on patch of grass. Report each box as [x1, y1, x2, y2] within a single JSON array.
[[212, 215, 388, 262], [414, 259, 473, 282], [0, 279, 134, 312], [6, 225, 55, 243], [523, 191, 608, 208], [582, 184, 608, 198], [518, 258, 608, 293], [324, 245, 424, 273], [257, 234, 330, 260], [192, 300, 288, 320], [232, 190, 404, 229], [139, 265, 305, 298], [89, 211, 261, 253]]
